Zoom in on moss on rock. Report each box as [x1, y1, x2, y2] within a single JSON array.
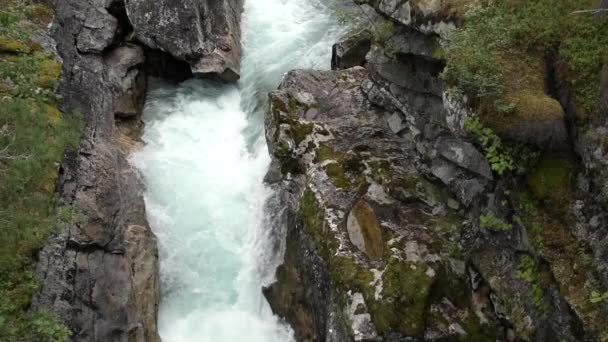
[[513, 190, 608, 337], [370, 259, 435, 336], [526, 155, 574, 205], [350, 201, 384, 259], [0, 35, 31, 53]]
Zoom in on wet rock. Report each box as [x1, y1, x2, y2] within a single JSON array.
[[265, 67, 495, 340], [387, 111, 406, 134], [265, 1, 608, 340], [347, 292, 378, 341], [367, 47, 444, 97], [378, 0, 412, 25], [125, 225, 160, 342], [125, 0, 243, 80]]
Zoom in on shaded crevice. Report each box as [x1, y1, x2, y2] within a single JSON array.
[[144, 48, 193, 83], [107, 0, 133, 43], [105, 0, 194, 84], [545, 50, 580, 144]]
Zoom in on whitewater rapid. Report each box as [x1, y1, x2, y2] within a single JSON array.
[[130, 0, 341, 341]]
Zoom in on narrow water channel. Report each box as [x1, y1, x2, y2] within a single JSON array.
[[130, 0, 341, 340]]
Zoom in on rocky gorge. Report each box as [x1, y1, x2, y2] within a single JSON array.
[[2, 0, 606, 341]]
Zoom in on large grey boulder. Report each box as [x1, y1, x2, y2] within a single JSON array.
[[125, 0, 243, 81]]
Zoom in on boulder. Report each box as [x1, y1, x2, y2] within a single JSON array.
[[76, 6, 117, 53], [486, 90, 569, 150], [125, 0, 243, 80], [436, 137, 493, 180]]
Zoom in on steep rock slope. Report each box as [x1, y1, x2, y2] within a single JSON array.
[[32, 1, 159, 341], [33, 0, 243, 340], [265, 2, 608, 341]]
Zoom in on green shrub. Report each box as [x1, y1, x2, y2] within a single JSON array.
[[465, 118, 514, 175], [443, 0, 608, 116], [516, 255, 546, 311], [466, 117, 539, 176]]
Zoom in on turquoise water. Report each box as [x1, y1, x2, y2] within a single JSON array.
[[130, 1, 340, 340]]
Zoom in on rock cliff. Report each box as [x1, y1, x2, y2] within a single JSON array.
[[265, 2, 608, 341], [33, 1, 159, 341], [33, 0, 243, 340]]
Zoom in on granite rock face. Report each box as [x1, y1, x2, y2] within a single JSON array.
[[265, 3, 608, 341], [264, 67, 504, 341], [125, 0, 243, 80], [33, 1, 159, 341], [35, 0, 247, 338]]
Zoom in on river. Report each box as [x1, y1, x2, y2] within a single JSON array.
[[130, 0, 341, 340]]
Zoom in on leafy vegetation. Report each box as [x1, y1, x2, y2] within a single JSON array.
[[0, 1, 82, 340], [465, 117, 539, 176], [443, 0, 608, 119], [479, 213, 512, 231], [590, 291, 608, 304], [465, 117, 514, 175], [515, 255, 546, 312]]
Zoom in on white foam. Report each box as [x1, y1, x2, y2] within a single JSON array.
[[130, 0, 341, 341]]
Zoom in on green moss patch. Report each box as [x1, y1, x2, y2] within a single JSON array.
[[513, 190, 608, 337], [370, 259, 434, 336], [0, 35, 30, 53], [314, 144, 346, 163], [526, 155, 574, 205], [351, 201, 384, 259], [0, 1, 79, 340]]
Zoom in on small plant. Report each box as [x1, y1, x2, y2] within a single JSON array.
[[465, 118, 539, 175], [495, 100, 517, 114], [466, 118, 514, 175], [516, 255, 546, 311], [29, 312, 71, 342], [590, 291, 608, 304], [480, 213, 512, 231]]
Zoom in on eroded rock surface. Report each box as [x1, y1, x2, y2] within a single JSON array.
[[265, 3, 608, 340], [264, 67, 503, 340], [125, 0, 243, 80], [33, 1, 159, 341]]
